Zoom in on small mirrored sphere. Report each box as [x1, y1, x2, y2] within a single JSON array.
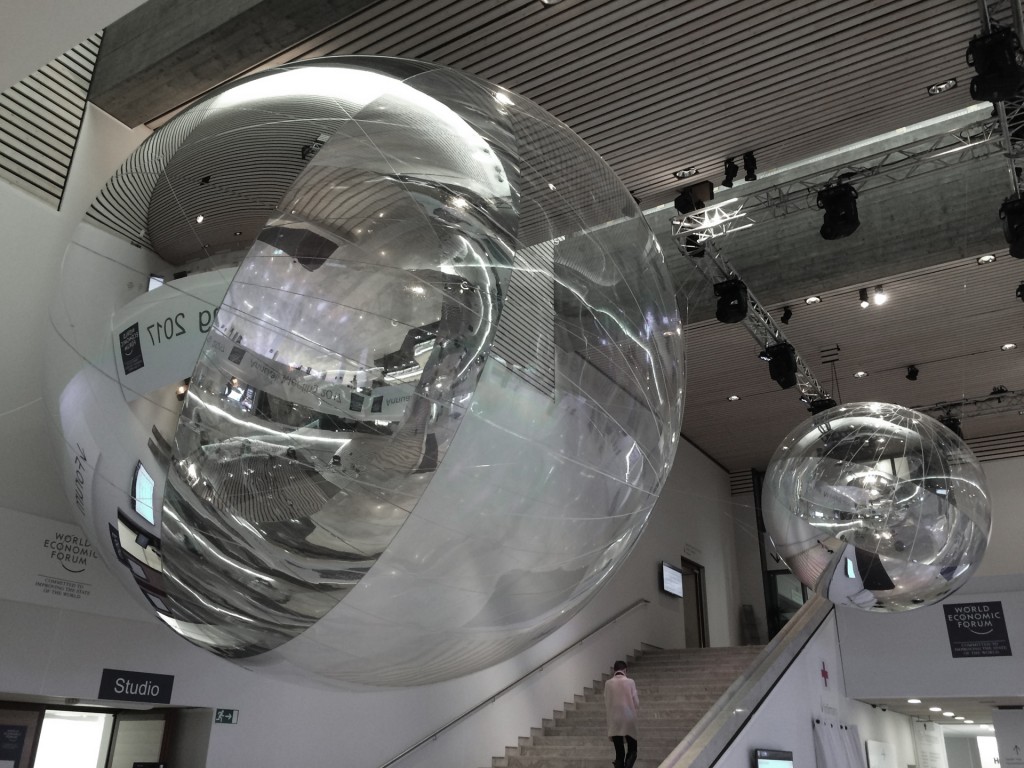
[[44, 57, 683, 685], [762, 402, 990, 612]]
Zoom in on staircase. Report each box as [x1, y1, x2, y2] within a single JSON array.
[[488, 645, 764, 768]]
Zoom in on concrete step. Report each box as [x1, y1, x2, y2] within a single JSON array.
[[522, 740, 681, 756], [500, 757, 665, 768]]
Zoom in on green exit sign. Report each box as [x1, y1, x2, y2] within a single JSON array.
[[214, 709, 238, 724]]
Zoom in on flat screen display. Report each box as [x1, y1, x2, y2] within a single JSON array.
[[132, 461, 155, 524], [661, 562, 684, 597], [754, 749, 793, 768]]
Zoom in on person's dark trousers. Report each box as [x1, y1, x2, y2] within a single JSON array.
[[611, 736, 638, 768]]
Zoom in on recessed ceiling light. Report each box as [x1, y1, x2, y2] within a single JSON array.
[[942, 711, 955, 717], [955, 716, 965, 720], [873, 285, 888, 305], [907, 699, 921, 704], [1002, 343, 1017, 351], [195, 214, 204, 223], [927, 78, 958, 95], [805, 295, 821, 305], [854, 371, 868, 378], [727, 394, 741, 401], [977, 253, 997, 264], [673, 167, 698, 179], [965, 720, 974, 724], [929, 707, 942, 712]]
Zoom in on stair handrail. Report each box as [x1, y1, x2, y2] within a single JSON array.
[[659, 594, 836, 768], [377, 597, 651, 768]]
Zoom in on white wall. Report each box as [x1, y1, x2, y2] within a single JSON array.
[[716, 612, 917, 768], [0, 440, 742, 768], [971, 456, 1024, 579]]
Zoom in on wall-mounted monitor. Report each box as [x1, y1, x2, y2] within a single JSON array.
[[131, 461, 155, 524], [660, 561, 684, 597], [753, 749, 794, 768]]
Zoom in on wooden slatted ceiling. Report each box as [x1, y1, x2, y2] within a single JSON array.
[[681, 251, 1024, 471], [250, 0, 981, 210]]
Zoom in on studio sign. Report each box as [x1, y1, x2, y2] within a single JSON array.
[[99, 668, 174, 704]]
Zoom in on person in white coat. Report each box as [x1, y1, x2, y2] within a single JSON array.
[[604, 660, 639, 768]]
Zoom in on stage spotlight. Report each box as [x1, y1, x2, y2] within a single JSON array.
[[939, 413, 964, 439], [859, 288, 870, 308], [966, 26, 1024, 102], [906, 365, 919, 381], [722, 158, 739, 188], [780, 306, 793, 324], [714, 278, 748, 324], [758, 348, 773, 361], [673, 181, 714, 214], [999, 196, 1024, 258], [808, 397, 837, 414], [743, 152, 757, 182], [873, 285, 888, 305], [817, 181, 860, 240], [766, 342, 798, 389]]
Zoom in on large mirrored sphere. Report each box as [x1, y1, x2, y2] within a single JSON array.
[[44, 57, 683, 685], [762, 402, 990, 612]]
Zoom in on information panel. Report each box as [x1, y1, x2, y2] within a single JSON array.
[[943, 601, 1011, 658]]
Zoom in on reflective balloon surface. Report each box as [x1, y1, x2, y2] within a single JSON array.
[[45, 57, 683, 685], [762, 402, 990, 612]]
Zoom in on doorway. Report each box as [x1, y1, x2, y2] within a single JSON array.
[[679, 556, 709, 648]]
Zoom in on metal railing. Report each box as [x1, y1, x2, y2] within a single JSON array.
[[377, 597, 651, 768], [660, 595, 835, 768]]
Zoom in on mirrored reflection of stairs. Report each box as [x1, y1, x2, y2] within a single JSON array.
[[486, 646, 764, 768]]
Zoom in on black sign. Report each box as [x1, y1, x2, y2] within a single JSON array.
[[119, 323, 146, 374], [944, 601, 1011, 658], [99, 668, 174, 704], [0, 725, 26, 768]]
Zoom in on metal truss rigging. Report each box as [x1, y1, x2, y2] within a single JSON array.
[[684, 241, 832, 408]]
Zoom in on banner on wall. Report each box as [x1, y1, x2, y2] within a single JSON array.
[[943, 601, 1011, 658], [0, 725, 26, 768], [0, 506, 147, 620]]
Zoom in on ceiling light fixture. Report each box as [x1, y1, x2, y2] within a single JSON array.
[[965, 720, 974, 724], [926, 78, 958, 95], [808, 398, 837, 415], [907, 699, 922, 704], [805, 295, 821, 305], [818, 180, 860, 239], [1002, 342, 1017, 350], [942, 712, 955, 717], [758, 348, 773, 362], [929, 707, 942, 712], [714, 278, 748, 323], [722, 158, 739, 188], [780, 306, 793, 324], [906, 365, 919, 381], [195, 214, 204, 223], [853, 371, 868, 378], [743, 151, 757, 182], [727, 394, 741, 401], [874, 285, 888, 305], [673, 167, 698, 179], [977, 253, 997, 264], [859, 288, 870, 308]]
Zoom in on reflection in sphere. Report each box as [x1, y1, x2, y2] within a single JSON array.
[[45, 57, 683, 686], [762, 402, 990, 612]]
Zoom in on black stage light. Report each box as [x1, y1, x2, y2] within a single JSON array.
[[859, 287, 870, 308], [766, 342, 798, 389], [743, 152, 757, 182], [673, 180, 714, 215], [808, 397, 837, 414], [780, 306, 793, 324], [722, 158, 739, 188], [1016, 281, 1024, 301], [967, 26, 1024, 102], [817, 182, 860, 239], [1000, 196, 1024, 258], [906, 365, 919, 381], [714, 278, 748, 324], [939, 413, 964, 439]]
